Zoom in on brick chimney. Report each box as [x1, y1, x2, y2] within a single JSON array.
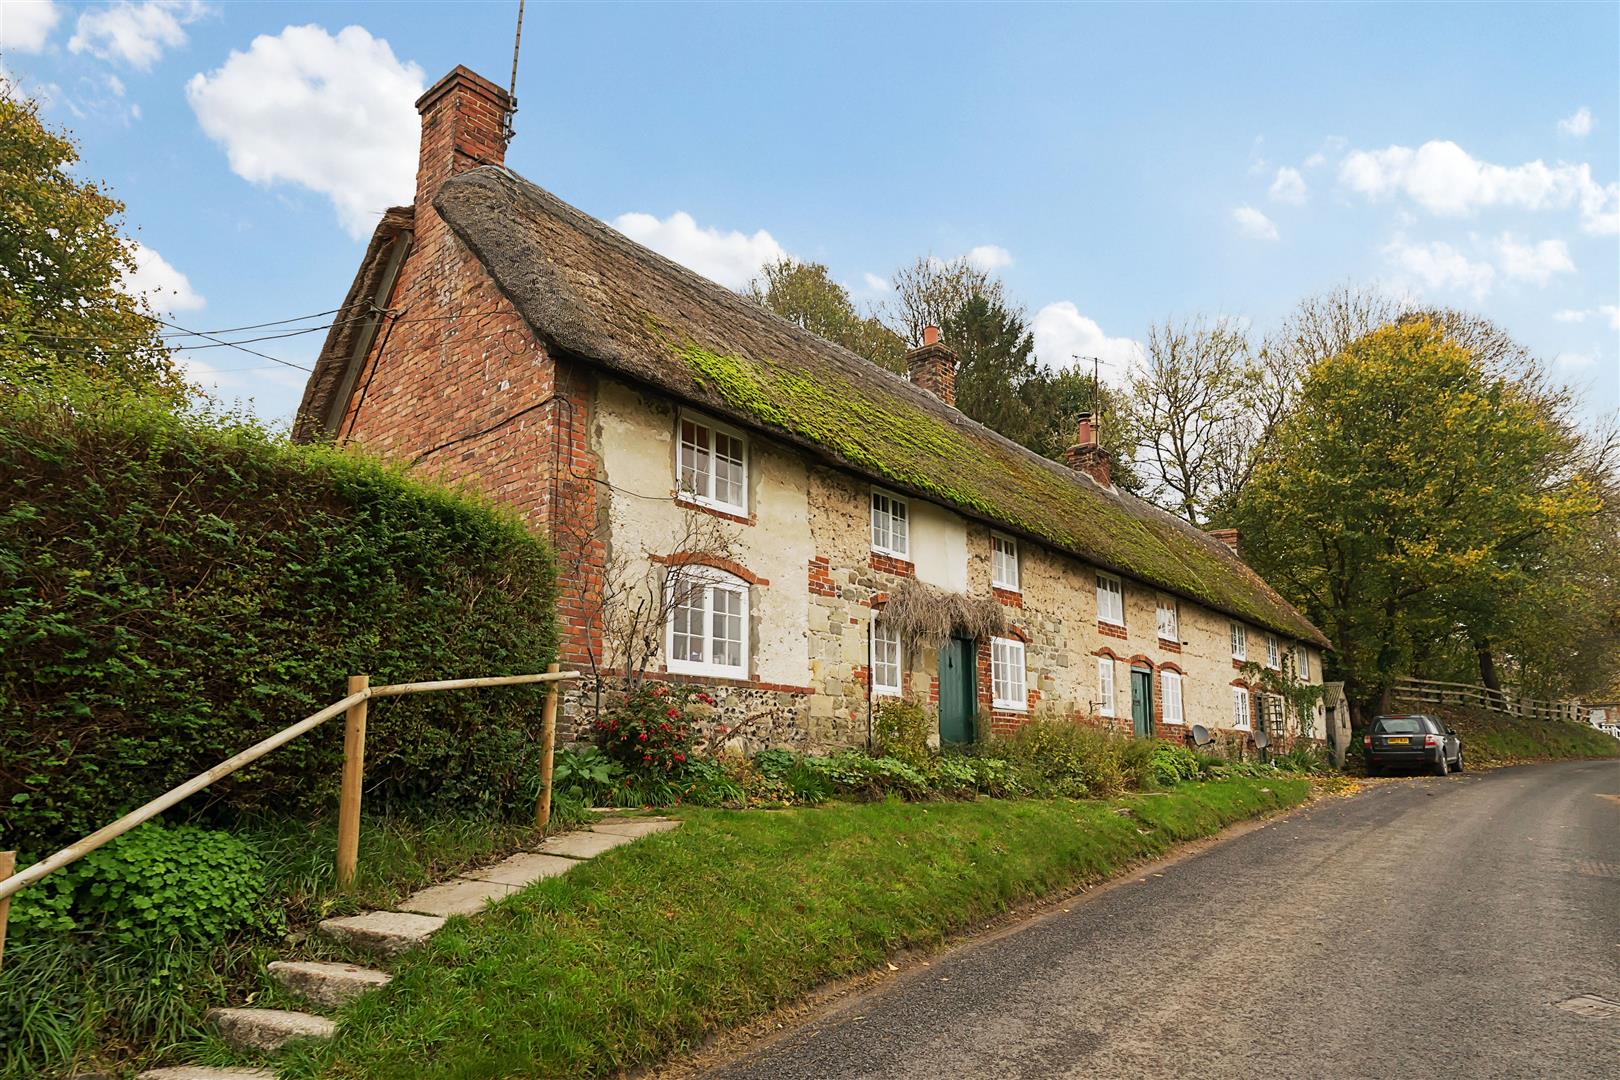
[[1208, 528, 1241, 560], [414, 66, 512, 212], [905, 325, 957, 407], [1063, 412, 1113, 487]]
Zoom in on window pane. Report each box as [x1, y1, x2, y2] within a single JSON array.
[[713, 431, 745, 508], [679, 420, 712, 499], [891, 499, 908, 553], [1098, 657, 1115, 715], [871, 493, 889, 551], [711, 586, 744, 669], [671, 578, 706, 663]]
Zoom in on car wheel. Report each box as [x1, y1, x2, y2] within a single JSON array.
[[1454, 751, 1464, 772], [1434, 752, 1449, 777], [1365, 762, 1379, 777]]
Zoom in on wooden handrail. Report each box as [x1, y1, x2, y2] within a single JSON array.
[[0, 669, 579, 909], [1391, 676, 1585, 723]]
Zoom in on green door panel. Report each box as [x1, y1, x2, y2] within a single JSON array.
[[1131, 667, 1153, 738], [938, 636, 976, 745]]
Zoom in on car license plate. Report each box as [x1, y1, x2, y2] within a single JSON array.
[[1386, 736, 1410, 744]]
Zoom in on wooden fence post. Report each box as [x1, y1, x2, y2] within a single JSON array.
[[336, 674, 369, 889], [0, 850, 14, 971], [536, 662, 561, 830]]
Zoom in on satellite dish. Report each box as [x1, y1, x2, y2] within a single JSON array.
[[1253, 727, 1270, 750], [1191, 724, 1213, 746]]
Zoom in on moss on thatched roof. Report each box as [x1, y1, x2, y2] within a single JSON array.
[[311, 166, 1327, 647]]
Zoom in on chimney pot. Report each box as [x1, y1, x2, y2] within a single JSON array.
[[922, 324, 941, 346], [1075, 412, 1096, 448]]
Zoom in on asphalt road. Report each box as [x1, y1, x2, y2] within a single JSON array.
[[701, 761, 1620, 1080]]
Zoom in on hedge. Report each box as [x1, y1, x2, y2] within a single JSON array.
[[0, 391, 558, 853]]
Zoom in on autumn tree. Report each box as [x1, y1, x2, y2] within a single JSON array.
[[1233, 318, 1601, 717], [0, 89, 183, 402], [744, 258, 905, 372]]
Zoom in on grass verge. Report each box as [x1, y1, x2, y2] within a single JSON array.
[[277, 777, 1308, 1080], [1430, 705, 1620, 768], [0, 808, 585, 1080]]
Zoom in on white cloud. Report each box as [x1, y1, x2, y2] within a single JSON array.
[[612, 210, 788, 290], [1303, 152, 1326, 169], [1338, 139, 1619, 235], [1492, 233, 1574, 285], [122, 243, 206, 312], [1558, 106, 1593, 138], [1031, 302, 1143, 374], [1383, 237, 1495, 300], [1553, 305, 1620, 330], [106, 74, 125, 97], [862, 272, 890, 293], [187, 25, 425, 239], [69, 1, 210, 71], [0, 0, 61, 52], [1269, 166, 1307, 205], [1232, 204, 1279, 241], [1553, 351, 1597, 371], [964, 244, 1013, 272]]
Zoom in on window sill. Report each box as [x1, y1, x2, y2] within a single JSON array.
[[993, 703, 1029, 713], [667, 662, 749, 680], [675, 496, 753, 526]]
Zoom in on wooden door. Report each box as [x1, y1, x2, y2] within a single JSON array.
[[938, 636, 976, 745], [1131, 667, 1153, 738]]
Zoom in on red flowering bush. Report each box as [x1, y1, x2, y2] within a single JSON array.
[[593, 684, 713, 775]]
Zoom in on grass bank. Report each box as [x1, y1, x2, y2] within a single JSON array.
[[1, 810, 582, 1080], [278, 777, 1308, 1080], [1431, 705, 1620, 768]]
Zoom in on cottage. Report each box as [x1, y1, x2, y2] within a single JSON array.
[[295, 66, 1331, 751]]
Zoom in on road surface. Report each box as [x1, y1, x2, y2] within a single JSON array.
[[701, 760, 1620, 1079]]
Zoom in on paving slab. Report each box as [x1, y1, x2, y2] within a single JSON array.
[[590, 818, 682, 838], [464, 851, 579, 887], [208, 1007, 335, 1052], [268, 959, 391, 1008], [398, 876, 521, 917], [318, 909, 445, 955], [538, 829, 634, 859], [137, 1069, 277, 1080]]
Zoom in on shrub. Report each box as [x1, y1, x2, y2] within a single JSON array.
[[678, 756, 748, 808], [551, 746, 623, 805], [0, 392, 558, 852], [592, 684, 706, 774], [873, 697, 933, 768], [1148, 743, 1207, 786], [10, 823, 278, 947], [926, 755, 979, 799], [989, 716, 1140, 798], [806, 752, 929, 800], [1270, 744, 1329, 773]]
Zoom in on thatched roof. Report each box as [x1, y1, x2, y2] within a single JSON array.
[[298, 167, 1328, 648]]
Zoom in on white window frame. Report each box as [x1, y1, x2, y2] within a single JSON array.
[[991, 637, 1028, 711], [1266, 633, 1280, 670], [1162, 670, 1184, 725], [1097, 656, 1117, 717], [1230, 622, 1247, 661], [1231, 686, 1252, 730], [1096, 572, 1125, 626], [1295, 644, 1310, 680], [870, 489, 910, 559], [991, 532, 1020, 592], [665, 565, 749, 678], [871, 618, 903, 697], [1155, 595, 1179, 642], [676, 411, 748, 515]]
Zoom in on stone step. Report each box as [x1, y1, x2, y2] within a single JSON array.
[[537, 828, 634, 859], [268, 959, 392, 1008], [463, 851, 578, 886], [207, 1006, 336, 1052], [318, 909, 445, 956], [590, 817, 681, 838], [137, 1068, 278, 1080]]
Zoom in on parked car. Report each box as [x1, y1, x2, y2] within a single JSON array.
[[1363, 714, 1463, 776]]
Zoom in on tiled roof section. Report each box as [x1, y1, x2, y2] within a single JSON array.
[[330, 167, 1326, 647]]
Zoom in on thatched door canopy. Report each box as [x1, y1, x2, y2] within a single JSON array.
[[879, 577, 1006, 650]]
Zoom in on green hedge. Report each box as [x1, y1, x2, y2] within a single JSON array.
[[0, 391, 558, 853]]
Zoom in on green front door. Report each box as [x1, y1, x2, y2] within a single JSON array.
[[938, 636, 976, 745], [1131, 667, 1153, 738]]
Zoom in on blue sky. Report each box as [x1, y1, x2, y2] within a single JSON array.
[[3, 0, 1616, 427]]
